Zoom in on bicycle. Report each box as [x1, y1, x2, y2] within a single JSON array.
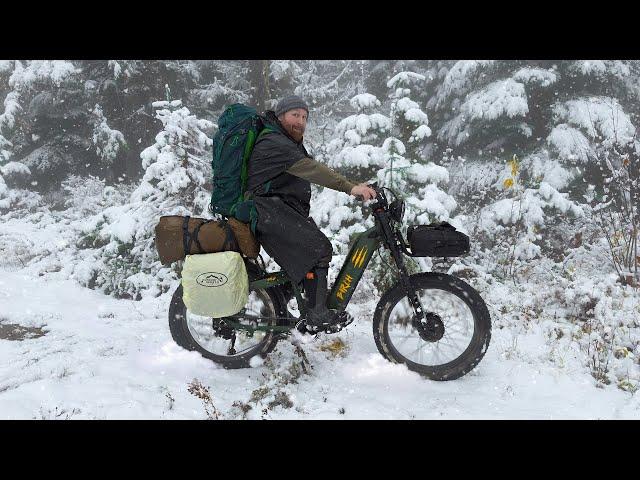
[[168, 185, 491, 381]]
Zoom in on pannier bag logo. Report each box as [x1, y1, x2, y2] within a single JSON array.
[[196, 272, 229, 287]]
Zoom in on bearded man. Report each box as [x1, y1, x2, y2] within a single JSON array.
[[246, 95, 376, 331]]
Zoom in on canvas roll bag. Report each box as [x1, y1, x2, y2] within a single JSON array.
[[154, 216, 260, 265], [181, 251, 249, 317]]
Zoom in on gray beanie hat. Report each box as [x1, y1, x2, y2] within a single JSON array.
[[274, 95, 309, 117]]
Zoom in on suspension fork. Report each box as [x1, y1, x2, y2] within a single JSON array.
[[375, 211, 426, 323]]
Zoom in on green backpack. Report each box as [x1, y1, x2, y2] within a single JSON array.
[[209, 104, 273, 230]]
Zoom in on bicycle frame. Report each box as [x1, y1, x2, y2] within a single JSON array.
[[248, 227, 379, 316], [242, 186, 426, 333]]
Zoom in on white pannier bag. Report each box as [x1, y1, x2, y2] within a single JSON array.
[[181, 251, 249, 317]]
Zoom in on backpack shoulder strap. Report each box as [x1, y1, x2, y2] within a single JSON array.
[[257, 126, 275, 140]]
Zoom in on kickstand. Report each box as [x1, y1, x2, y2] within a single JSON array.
[[227, 332, 237, 355], [294, 345, 312, 374]]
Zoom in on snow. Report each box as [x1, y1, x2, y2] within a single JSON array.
[[334, 113, 390, 139], [381, 137, 406, 156], [329, 144, 383, 170], [538, 182, 583, 216], [411, 183, 458, 222], [522, 152, 575, 191], [0, 60, 13, 74], [9, 60, 78, 89], [410, 162, 449, 184], [432, 60, 496, 109], [0, 266, 637, 419], [108, 60, 122, 79], [513, 67, 557, 87], [409, 125, 432, 143], [464, 79, 529, 121], [101, 208, 138, 244], [350, 93, 380, 111], [553, 97, 636, 145], [269, 60, 302, 82], [387, 71, 425, 89], [1, 60, 639, 419], [92, 106, 126, 164], [439, 79, 528, 146], [1, 91, 21, 132], [547, 124, 592, 163], [568, 60, 630, 79], [0, 161, 30, 177]]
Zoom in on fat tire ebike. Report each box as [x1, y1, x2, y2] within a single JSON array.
[[168, 186, 491, 380]]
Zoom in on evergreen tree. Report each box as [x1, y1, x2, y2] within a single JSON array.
[[314, 72, 457, 293], [417, 60, 636, 269], [79, 95, 215, 299]]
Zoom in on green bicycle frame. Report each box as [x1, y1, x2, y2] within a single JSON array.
[[248, 225, 381, 314], [327, 226, 380, 310]]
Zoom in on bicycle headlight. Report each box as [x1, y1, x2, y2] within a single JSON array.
[[389, 199, 405, 223]]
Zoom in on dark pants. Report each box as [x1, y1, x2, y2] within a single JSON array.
[[253, 196, 332, 284]]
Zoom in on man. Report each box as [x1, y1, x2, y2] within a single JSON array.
[[246, 95, 376, 331]]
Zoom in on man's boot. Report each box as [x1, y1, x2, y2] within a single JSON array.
[[301, 267, 337, 331]]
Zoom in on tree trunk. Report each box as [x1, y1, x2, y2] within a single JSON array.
[[248, 60, 271, 113]]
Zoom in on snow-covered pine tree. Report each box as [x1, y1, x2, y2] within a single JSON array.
[[0, 61, 43, 210], [77, 95, 215, 299], [0, 60, 18, 209], [91, 104, 127, 174], [311, 91, 389, 296], [188, 60, 251, 119], [377, 71, 456, 227], [4, 60, 88, 193], [315, 72, 458, 294], [422, 60, 637, 200], [78, 60, 199, 183], [417, 60, 634, 272]]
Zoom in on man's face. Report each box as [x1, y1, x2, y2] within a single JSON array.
[[278, 108, 308, 142]]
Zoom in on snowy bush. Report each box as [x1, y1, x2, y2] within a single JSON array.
[[81, 100, 215, 299], [473, 154, 584, 280]]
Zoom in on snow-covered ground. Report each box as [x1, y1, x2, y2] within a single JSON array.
[[1, 265, 639, 419]]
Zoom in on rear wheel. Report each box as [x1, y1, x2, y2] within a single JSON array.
[[168, 263, 287, 369], [373, 272, 491, 381]]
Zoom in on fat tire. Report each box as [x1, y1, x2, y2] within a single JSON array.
[[168, 263, 286, 369], [373, 272, 491, 381]]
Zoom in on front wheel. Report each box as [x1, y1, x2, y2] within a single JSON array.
[[373, 272, 491, 381]]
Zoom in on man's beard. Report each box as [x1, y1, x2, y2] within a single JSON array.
[[286, 125, 304, 142]]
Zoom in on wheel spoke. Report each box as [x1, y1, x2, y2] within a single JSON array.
[[184, 286, 276, 358], [386, 286, 477, 367], [441, 334, 464, 353]]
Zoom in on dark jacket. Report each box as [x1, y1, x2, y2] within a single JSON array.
[[247, 111, 332, 284], [247, 111, 312, 216]]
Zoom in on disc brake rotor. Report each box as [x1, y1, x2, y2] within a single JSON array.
[[415, 312, 445, 342]]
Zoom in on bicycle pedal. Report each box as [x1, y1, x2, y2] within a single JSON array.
[[324, 325, 342, 334], [294, 319, 320, 335]]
